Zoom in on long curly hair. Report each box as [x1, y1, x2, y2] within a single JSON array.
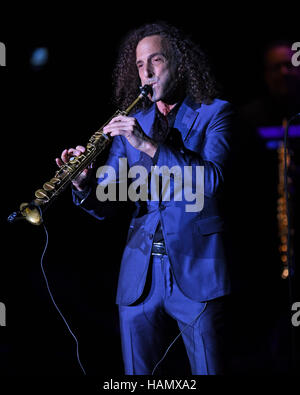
[[112, 21, 220, 111]]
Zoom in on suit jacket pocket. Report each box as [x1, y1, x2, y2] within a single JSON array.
[[194, 216, 224, 236]]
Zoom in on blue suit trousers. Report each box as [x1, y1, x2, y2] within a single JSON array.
[[118, 254, 229, 375]]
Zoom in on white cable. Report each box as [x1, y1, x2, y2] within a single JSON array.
[[151, 301, 207, 375], [40, 220, 87, 375]]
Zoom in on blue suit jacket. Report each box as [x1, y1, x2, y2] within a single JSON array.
[[73, 96, 234, 305]]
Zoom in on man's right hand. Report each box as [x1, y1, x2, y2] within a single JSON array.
[[55, 145, 92, 191]]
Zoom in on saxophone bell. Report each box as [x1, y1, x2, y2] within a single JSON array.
[[7, 202, 43, 225]]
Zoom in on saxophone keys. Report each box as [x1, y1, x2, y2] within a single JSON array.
[[35, 189, 49, 201], [50, 177, 61, 184], [69, 157, 80, 164], [86, 143, 94, 151], [55, 168, 67, 177], [43, 181, 56, 191]]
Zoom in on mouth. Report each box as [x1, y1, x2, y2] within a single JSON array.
[[147, 80, 158, 87]]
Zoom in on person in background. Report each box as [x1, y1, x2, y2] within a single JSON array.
[[235, 40, 300, 374]]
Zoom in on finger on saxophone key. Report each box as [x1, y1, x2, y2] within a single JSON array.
[[55, 149, 70, 167], [67, 148, 84, 159], [56, 147, 90, 191], [62, 148, 70, 163], [76, 145, 86, 153], [55, 157, 63, 167]]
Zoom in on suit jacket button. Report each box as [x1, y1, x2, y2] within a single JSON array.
[[149, 234, 153, 240], [160, 204, 166, 210]]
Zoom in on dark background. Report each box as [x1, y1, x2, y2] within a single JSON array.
[[0, 4, 299, 384]]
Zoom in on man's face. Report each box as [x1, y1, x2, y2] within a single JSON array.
[[136, 35, 177, 103], [264, 45, 300, 97]]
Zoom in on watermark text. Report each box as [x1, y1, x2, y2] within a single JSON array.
[[0, 302, 6, 326], [95, 158, 204, 213], [0, 42, 6, 66], [291, 302, 300, 327], [291, 42, 300, 67]]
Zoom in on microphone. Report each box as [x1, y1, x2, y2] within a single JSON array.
[[7, 211, 23, 223]]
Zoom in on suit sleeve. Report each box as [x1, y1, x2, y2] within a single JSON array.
[[72, 135, 130, 220], [155, 102, 234, 198]]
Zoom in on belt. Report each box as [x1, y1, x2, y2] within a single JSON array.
[[151, 241, 167, 256]]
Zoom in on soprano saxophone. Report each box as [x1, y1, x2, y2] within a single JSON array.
[[8, 85, 152, 225]]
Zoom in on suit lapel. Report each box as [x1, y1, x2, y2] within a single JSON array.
[[174, 97, 200, 141], [134, 104, 156, 137], [134, 97, 200, 141]]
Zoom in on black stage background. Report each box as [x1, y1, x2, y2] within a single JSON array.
[[0, 5, 299, 384]]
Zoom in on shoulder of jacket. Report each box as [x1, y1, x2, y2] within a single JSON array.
[[197, 98, 232, 112]]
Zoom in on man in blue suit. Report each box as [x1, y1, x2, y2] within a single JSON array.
[[57, 22, 234, 375]]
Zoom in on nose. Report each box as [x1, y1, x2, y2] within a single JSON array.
[[143, 61, 154, 79]]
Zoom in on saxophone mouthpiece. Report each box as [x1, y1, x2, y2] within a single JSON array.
[[140, 84, 152, 97]]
